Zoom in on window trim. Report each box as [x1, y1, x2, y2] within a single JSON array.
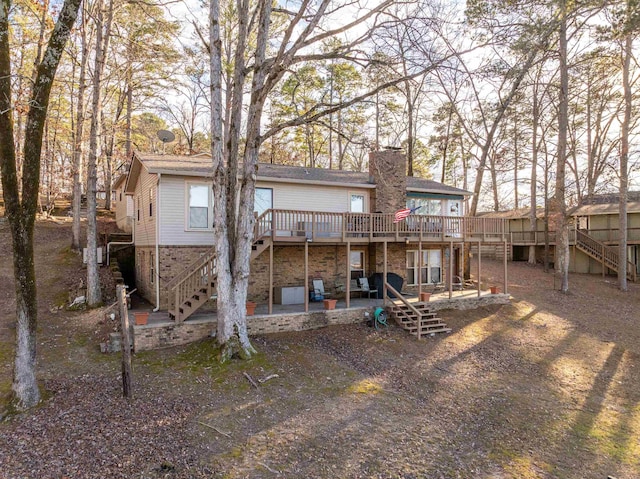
[[350, 250, 366, 281], [349, 192, 366, 213], [254, 187, 273, 215], [406, 249, 442, 286], [185, 180, 213, 231]]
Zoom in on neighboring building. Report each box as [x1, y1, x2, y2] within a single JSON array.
[[119, 149, 507, 320], [113, 174, 134, 233], [480, 193, 640, 279]]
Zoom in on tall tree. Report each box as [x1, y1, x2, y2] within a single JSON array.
[[0, 0, 82, 410], [554, 0, 570, 292], [86, 0, 114, 306], [71, 1, 88, 250], [208, 0, 440, 359]]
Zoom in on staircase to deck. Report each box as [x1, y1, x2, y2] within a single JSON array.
[[167, 212, 273, 322], [384, 282, 450, 338], [575, 229, 637, 281]]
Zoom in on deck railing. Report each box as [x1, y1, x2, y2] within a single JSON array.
[[255, 209, 506, 242], [510, 227, 640, 245]]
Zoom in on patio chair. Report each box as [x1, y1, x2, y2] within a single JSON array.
[[312, 278, 331, 300], [358, 277, 378, 299]]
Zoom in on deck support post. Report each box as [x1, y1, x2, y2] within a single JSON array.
[[503, 239, 508, 294], [268, 241, 273, 314], [418, 241, 422, 298], [346, 241, 351, 309], [449, 241, 453, 299], [383, 241, 388, 304], [478, 240, 481, 298], [304, 240, 309, 313]]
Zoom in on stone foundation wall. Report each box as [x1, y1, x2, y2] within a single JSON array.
[[133, 306, 372, 352], [427, 293, 510, 311], [133, 318, 215, 351]]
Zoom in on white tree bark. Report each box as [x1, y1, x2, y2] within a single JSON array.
[[72, 2, 88, 250], [87, 0, 114, 306], [554, 2, 570, 293], [619, 30, 632, 291]]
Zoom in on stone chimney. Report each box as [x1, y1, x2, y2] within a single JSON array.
[[368, 150, 407, 213]]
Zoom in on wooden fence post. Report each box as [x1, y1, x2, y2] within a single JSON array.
[[117, 285, 133, 399]]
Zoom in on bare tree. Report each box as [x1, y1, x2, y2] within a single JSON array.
[[554, 0, 570, 293], [87, 0, 115, 306], [208, 0, 448, 359], [71, 2, 89, 250], [0, 0, 82, 410]]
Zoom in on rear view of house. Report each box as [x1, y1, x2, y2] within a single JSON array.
[[115, 149, 508, 349]]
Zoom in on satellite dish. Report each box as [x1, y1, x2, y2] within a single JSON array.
[[157, 130, 175, 143]]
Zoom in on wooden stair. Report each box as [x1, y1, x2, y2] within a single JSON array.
[[167, 250, 216, 322], [575, 229, 636, 281], [389, 302, 451, 338], [167, 211, 274, 322]]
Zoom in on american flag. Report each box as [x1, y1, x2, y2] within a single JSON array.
[[393, 206, 422, 223]]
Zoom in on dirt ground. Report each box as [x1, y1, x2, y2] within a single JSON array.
[[1, 219, 640, 479]]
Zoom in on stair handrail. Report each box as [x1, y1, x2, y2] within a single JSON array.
[[384, 281, 425, 339], [164, 247, 216, 291], [576, 228, 636, 281], [253, 209, 273, 242], [169, 254, 216, 321]]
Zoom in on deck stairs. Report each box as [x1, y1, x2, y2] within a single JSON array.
[[388, 301, 451, 338], [168, 220, 273, 322], [383, 281, 450, 338], [575, 229, 636, 282]]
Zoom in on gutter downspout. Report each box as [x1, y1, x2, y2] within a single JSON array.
[[153, 173, 161, 312], [106, 206, 135, 266]]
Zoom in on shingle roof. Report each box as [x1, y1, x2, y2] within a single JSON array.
[[573, 202, 640, 215], [477, 208, 543, 219], [132, 152, 471, 196]]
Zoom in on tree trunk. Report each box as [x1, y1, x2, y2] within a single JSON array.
[[528, 90, 539, 265], [87, 0, 114, 306], [72, 2, 88, 250], [0, 0, 82, 410], [619, 31, 631, 291], [554, 4, 570, 292], [209, 0, 262, 361], [405, 80, 414, 176]]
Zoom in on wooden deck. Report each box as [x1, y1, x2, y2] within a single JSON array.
[[255, 209, 507, 244]]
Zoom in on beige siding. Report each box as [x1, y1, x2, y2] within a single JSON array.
[[160, 176, 214, 246], [261, 181, 370, 213], [114, 187, 133, 233], [158, 176, 371, 246], [133, 167, 157, 247]]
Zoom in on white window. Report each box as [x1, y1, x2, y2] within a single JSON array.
[[187, 183, 212, 230], [406, 197, 442, 216], [255, 187, 273, 216], [406, 250, 441, 285], [149, 187, 154, 217], [350, 193, 365, 213], [350, 250, 365, 280]]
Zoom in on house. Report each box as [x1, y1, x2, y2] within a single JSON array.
[[118, 149, 508, 331], [481, 193, 640, 280], [113, 174, 133, 233]]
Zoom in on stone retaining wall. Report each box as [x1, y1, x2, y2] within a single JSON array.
[[133, 306, 372, 352], [132, 295, 511, 352], [427, 293, 510, 311]]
